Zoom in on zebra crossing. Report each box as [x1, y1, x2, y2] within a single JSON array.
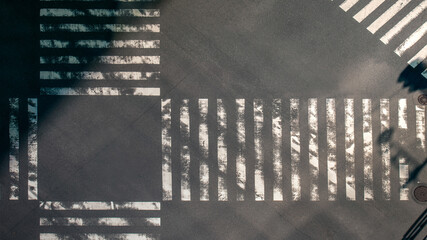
[[39, 0, 161, 96], [39, 201, 161, 240], [161, 98, 425, 202], [336, 0, 427, 77]]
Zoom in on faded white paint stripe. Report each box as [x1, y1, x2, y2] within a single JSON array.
[[395, 22, 427, 56], [399, 157, 409, 200], [290, 99, 301, 201], [408, 45, 427, 67], [380, 99, 391, 200], [180, 100, 191, 201], [40, 71, 159, 80], [40, 9, 160, 17], [354, 0, 387, 23], [40, 40, 160, 48], [9, 98, 19, 200], [362, 99, 374, 201], [345, 99, 356, 201], [367, 0, 412, 33], [272, 99, 283, 201], [340, 0, 360, 12], [40, 56, 160, 64], [236, 99, 246, 201], [380, 0, 427, 44], [217, 99, 228, 201], [326, 99, 337, 201], [39, 201, 160, 210], [308, 98, 319, 201], [28, 98, 38, 200], [399, 99, 408, 129], [199, 99, 209, 201], [40, 24, 160, 32], [40, 217, 161, 226], [254, 99, 264, 201], [162, 99, 172, 201], [40, 87, 160, 96], [416, 105, 426, 151], [423, 69, 427, 78], [39, 234, 159, 240]]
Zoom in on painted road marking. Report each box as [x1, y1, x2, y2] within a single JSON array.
[[40, 40, 160, 48], [308, 98, 319, 201], [39, 234, 160, 240], [340, 0, 360, 12], [40, 71, 160, 81], [399, 98, 409, 129], [290, 99, 301, 201], [40, 217, 161, 226], [367, 0, 412, 33], [40, 9, 160, 17], [254, 99, 264, 201], [408, 45, 427, 67], [40, 87, 160, 96], [40, 24, 160, 32], [199, 99, 210, 201], [40, 201, 161, 210], [28, 98, 38, 200], [345, 99, 356, 201], [380, 99, 391, 200], [416, 105, 426, 151], [272, 99, 283, 201], [353, 0, 387, 23], [9, 98, 19, 200], [180, 100, 191, 201], [326, 99, 337, 201], [399, 157, 410, 200], [236, 99, 246, 201], [162, 99, 172, 201], [217, 99, 228, 201], [363, 99, 374, 200], [398, 99, 409, 200], [395, 21, 427, 56], [40, 56, 160, 64], [380, 0, 427, 44]]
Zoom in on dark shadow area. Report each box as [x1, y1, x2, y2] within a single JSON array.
[[397, 61, 427, 93]]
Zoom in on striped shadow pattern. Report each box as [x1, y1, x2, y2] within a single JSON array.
[[39, 0, 161, 96], [337, 0, 427, 78], [161, 98, 425, 202], [39, 201, 161, 240]]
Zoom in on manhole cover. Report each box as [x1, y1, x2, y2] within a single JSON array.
[[413, 185, 427, 202], [418, 94, 427, 105]]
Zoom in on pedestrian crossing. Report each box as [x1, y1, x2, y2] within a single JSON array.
[[39, 201, 161, 240], [161, 98, 426, 202], [39, 0, 161, 96], [336, 0, 427, 76]]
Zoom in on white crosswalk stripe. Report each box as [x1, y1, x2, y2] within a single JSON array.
[[39, 201, 161, 240], [333, 0, 427, 79], [161, 98, 425, 202]]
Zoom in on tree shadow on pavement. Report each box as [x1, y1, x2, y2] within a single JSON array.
[[397, 61, 427, 93]]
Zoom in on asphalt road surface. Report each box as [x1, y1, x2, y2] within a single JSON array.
[[1, 0, 427, 239]]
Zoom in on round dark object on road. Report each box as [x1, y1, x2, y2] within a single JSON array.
[[418, 94, 427, 105], [413, 185, 427, 202]]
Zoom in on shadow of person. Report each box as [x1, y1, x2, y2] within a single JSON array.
[[397, 61, 427, 92]]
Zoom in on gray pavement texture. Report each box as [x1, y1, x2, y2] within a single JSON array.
[[1, 0, 427, 239]]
